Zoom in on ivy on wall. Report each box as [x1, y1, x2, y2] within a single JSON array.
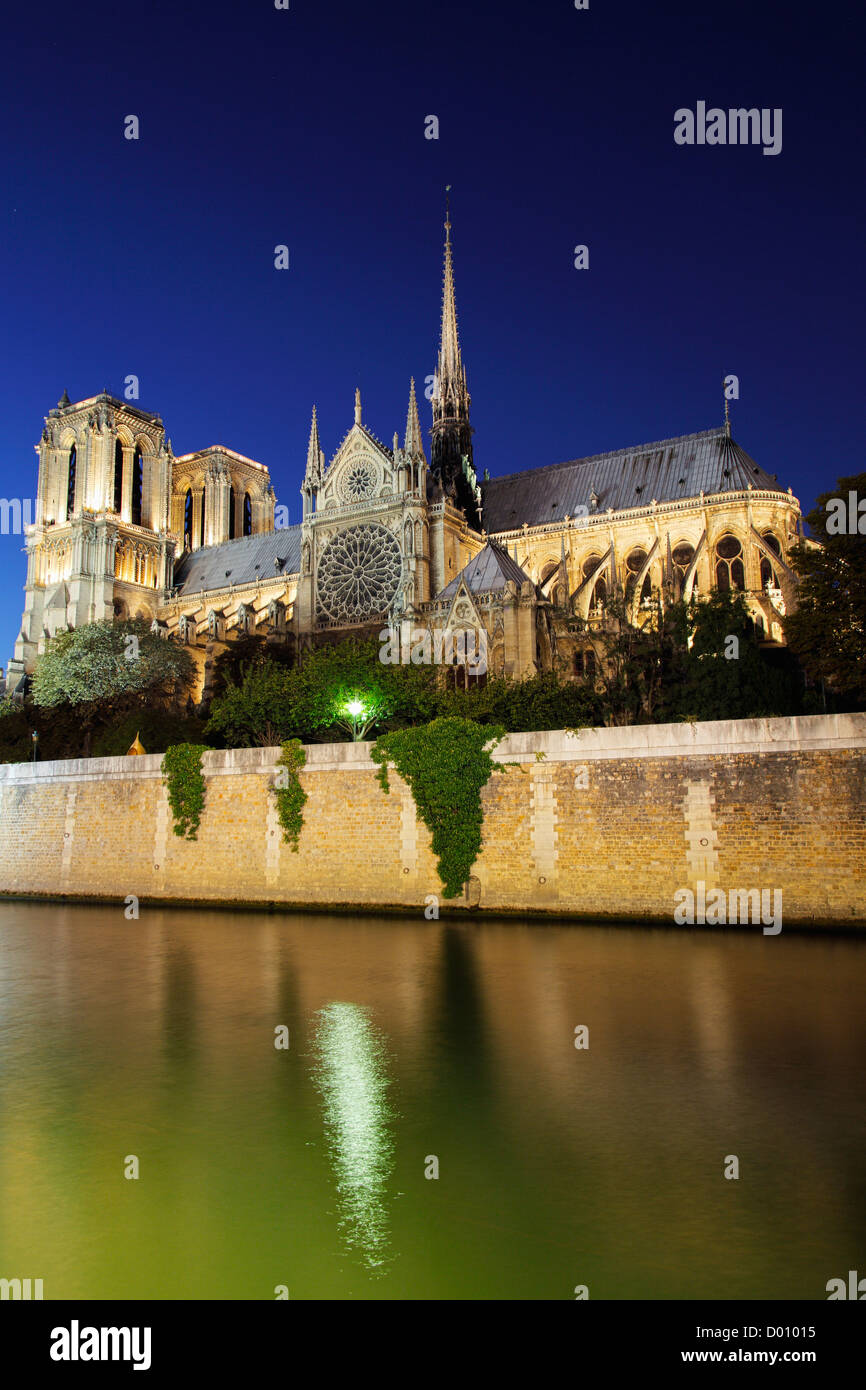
[[371, 717, 506, 899], [272, 738, 308, 852], [161, 743, 208, 840]]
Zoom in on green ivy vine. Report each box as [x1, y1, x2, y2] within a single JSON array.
[[272, 738, 308, 852], [161, 743, 208, 840], [371, 717, 506, 899]]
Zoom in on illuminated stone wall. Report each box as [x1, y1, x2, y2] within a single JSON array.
[[0, 714, 863, 929]]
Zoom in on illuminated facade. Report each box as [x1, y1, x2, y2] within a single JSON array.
[[7, 213, 803, 698]]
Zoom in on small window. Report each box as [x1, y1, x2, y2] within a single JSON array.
[[113, 440, 123, 512], [66, 445, 77, 519], [131, 446, 143, 527]]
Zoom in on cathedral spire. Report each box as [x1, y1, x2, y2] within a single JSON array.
[[439, 198, 463, 387], [405, 377, 425, 459], [430, 194, 479, 528], [304, 406, 322, 488]]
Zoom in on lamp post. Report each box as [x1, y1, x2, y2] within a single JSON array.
[[31, 729, 39, 763], [345, 699, 366, 742]]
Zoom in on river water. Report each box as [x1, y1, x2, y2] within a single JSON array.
[[0, 902, 863, 1300]]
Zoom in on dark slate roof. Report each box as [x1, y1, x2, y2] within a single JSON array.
[[173, 526, 302, 595], [439, 542, 531, 599], [480, 427, 784, 532]]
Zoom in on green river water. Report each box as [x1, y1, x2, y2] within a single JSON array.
[[0, 902, 863, 1300]]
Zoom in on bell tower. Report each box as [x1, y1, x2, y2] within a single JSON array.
[[6, 392, 175, 691]]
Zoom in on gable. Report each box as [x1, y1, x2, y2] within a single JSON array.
[[318, 426, 395, 510]]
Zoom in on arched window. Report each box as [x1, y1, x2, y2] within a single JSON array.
[[671, 542, 695, 599], [131, 445, 143, 527], [183, 489, 193, 551], [113, 440, 123, 513], [200, 488, 206, 548], [716, 534, 744, 591], [583, 555, 606, 613], [66, 445, 77, 520], [243, 493, 252, 537], [539, 561, 558, 592], [761, 532, 781, 588], [228, 486, 237, 540], [625, 548, 648, 603]]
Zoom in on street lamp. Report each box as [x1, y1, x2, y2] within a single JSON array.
[[31, 729, 39, 763], [345, 699, 366, 742]]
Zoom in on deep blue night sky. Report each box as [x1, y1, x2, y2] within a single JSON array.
[[1, 0, 862, 664]]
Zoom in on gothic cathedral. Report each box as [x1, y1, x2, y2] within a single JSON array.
[[7, 211, 803, 699]]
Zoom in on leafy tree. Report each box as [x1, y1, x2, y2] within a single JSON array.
[[434, 671, 601, 731], [207, 635, 295, 703], [27, 619, 196, 756], [206, 635, 605, 746], [207, 635, 438, 746], [582, 596, 678, 725], [784, 471, 866, 705], [204, 659, 295, 747], [666, 590, 801, 722], [31, 619, 195, 708]]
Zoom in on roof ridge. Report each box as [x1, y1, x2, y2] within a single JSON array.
[[482, 426, 728, 487]]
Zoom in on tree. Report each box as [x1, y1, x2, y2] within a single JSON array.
[[583, 596, 678, 725], [31, 618, 195, 708], [29, 619, 196, 754], [204, 659, 295, 746], [784, 471, 866, 705], [667, 590, 801, 722], [206, 635, 438, 746]]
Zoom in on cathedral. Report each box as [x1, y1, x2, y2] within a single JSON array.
[[7, 211, 803, 700]]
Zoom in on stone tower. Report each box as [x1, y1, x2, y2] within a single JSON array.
[[6, 392, 176, 689]]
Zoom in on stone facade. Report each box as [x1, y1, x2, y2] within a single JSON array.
[[0, 716, 863, 927], [6, 213, 804, 698]]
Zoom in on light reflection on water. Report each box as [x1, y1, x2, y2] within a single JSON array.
[[0, 902, 865, 1299], [311, 1002, 396, 1272]]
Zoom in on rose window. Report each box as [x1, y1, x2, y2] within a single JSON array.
[[340, 461, 376, 503], [317, 524, 402, 623]]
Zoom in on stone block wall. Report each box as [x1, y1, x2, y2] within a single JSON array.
[[0, 715, 863, 927]]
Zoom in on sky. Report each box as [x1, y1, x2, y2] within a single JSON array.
[[1, 0, 863, 663]]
